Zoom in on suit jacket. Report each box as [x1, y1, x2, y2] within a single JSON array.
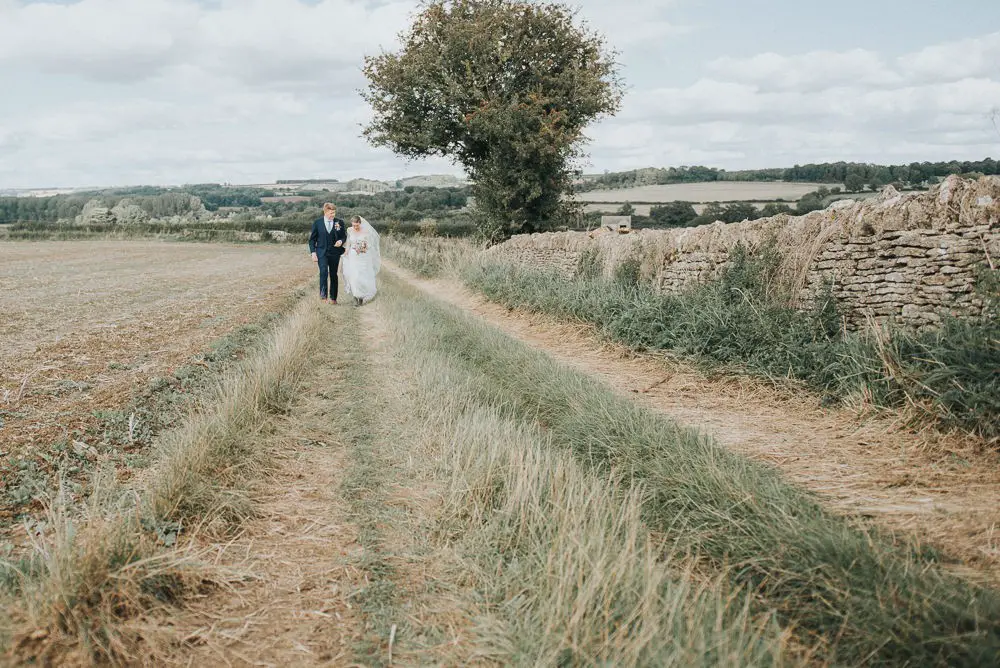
[[309, 216, 347, 256]]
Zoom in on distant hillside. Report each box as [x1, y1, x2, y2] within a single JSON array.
[[398, 174, 468, 188], [257, 174, 467, 193]]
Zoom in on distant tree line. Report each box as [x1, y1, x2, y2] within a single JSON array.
[[259, 186, 470, 222], [75, 184, 274, 210], [0, 191, 205, 223], [0, 184, 469, 225], [578, 158, 999, 192], [0, 194, 90, 222]]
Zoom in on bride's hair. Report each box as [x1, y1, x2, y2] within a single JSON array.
[[350, 215, 362, 224]]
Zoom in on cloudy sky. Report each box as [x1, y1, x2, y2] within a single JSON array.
[[1, 0, 998, 188]]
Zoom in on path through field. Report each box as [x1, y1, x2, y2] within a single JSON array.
[[143, 263, 1000, 666], [158, 300, 482, 666], [384, 262, 1000, 582], [152, 318, 366, 665]]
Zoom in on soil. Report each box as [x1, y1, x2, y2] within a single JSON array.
[[0, 241, 313, 512], [152, 416, 366, 666]]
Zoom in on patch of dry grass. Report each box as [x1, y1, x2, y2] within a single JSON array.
[[380, 235, 477, 279], [387, 240, 1000, 582], [0, 297, 323, 664], [369, 277, 799, 666], [145, 299, 323, 527]]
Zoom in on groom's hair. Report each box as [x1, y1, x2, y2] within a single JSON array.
[[323, 202, 336, 214]]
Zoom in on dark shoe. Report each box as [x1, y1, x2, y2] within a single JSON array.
[[330, 299, 337, 305]]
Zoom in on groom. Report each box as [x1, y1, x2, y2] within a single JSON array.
[[309, 202, 348, 303]]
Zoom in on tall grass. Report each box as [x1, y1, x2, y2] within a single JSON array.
[[376, 282, 798, 666], [379, 273, 1000, 666], [145, 299, 322, 525], [0, 298, 323, 663], [381, 235, 477, 278], [462, 247, 1000, 443]]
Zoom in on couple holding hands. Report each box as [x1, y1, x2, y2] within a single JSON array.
[[308, 202, 381, 306]]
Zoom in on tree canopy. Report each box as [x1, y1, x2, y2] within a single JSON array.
[[362, 0, 624, 242]]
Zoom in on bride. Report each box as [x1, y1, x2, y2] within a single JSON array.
[[342, 215, 381, 306]]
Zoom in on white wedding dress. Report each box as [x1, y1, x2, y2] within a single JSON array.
[[342, 218, 381, 303]]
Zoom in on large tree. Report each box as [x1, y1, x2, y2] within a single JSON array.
[[362, 0, 624, 242]]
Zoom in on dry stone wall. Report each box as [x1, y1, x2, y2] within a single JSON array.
[[486, 175, 1000, 330]]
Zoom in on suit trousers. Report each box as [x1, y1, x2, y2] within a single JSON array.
[[318, 252, 342, 300]]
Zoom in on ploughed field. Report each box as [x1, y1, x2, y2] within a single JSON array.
[[575, 181, 834, 205], [584, 201, 784, 216], [0, 241, 313, 524]]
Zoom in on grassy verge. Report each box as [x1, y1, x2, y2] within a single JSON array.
[[380, 235, 477, 278], [377, 272, 1000, 666], [460, 248, 1000, 444], [370, 277, 797, 665], [0, 297, 323, 664]]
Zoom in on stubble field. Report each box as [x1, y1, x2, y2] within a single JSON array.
[[0, 241, 313, 524], [575, 181, 834, 205], [583, 201, 784, 216]]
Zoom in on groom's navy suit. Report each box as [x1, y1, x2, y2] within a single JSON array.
[[309, 216, 348, 300]]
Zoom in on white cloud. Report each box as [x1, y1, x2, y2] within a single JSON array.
[[0, 0, 413, 86], [899, 32, 1000, 84], [593, 30, 1000, 171], [0, 0, 425, 186], [571, 0, 689, 46], [707, 49, 900, 92], [0, 1, 997, 187], [706, 32, 1000, 91], [0, 0, 198, 81]]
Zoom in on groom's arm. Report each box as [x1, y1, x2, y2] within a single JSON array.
[[308, 220, 319, 260]]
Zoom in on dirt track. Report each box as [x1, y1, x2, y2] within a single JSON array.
[[144, 261, 1000, 665], [384, 261, 1000, 582], [157, 299, 479, 666]]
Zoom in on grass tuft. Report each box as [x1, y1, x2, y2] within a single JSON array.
[[381, 235, 477, 278], [330, 306, 403, 665]]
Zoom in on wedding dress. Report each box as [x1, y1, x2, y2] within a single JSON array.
[[342, 217, 381, 304]]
